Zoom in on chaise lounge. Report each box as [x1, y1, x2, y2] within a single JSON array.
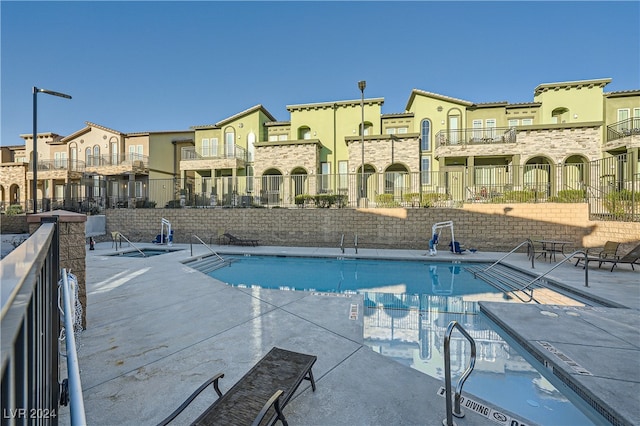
[[158, 347, 316, 426], [590, 243, 640, 272], [224, 232, 259, 246], [574, 241, 620, 268]]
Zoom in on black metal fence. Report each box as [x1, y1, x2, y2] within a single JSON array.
[[1, 218, 61, 424], [7, 154, 639, 221]]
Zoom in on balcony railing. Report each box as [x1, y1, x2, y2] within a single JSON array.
[[85, 153, 149, 169], [181, 144, 247, 162], [29, 159, 86, 172], [436, 127, 516, 147], [606, 118, 640, 142]]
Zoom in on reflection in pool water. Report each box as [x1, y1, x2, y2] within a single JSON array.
[[206, 256, 595, 425]]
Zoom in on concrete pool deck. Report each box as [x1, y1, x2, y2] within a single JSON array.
[[59, 242, 639, 425]]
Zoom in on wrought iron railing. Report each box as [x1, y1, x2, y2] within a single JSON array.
[[85, 153, 149, 168], [1, 218, 61, 423], [606, 117, 640, 142], [29, 159, 86, 172], [181, 144, 247, 162], [436, 127, 516, 147]]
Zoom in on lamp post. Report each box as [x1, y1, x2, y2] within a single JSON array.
[[32, 86, 72, 213], [358, 80, 366, 207]]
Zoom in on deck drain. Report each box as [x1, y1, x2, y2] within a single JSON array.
[[349, 303, 358, 320], [538, 341, 593, 375], [540, 310, 559, 317]]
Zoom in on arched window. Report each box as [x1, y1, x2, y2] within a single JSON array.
[[298, 126, 311, 140], [552, 107, 569, 124], [224, 128, 235, 157], [85, 147, 92, 166], [93, 145, 100, 165], [421, 119, 431, 151]]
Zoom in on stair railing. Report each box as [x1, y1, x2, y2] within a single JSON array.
[[517, 250, 589, 292], [191, 234, 225, 261], [443, 320, 476, 426], [116, 232, 146, 257], [481, 239, 536, 273]]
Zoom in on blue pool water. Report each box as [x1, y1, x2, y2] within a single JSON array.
[[206, 255, 598, 425]]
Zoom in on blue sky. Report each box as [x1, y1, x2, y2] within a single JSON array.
[[1, 1, 639, 146]]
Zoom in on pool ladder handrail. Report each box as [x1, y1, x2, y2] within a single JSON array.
[[115, 232, 146, 257], [516, 250, 589, 292], [190, 234, 225, 262], [340, 234, 345, 254], [481, 239, 536, 272], [354, 233, 358, 254], [443, 320, 476, 426]]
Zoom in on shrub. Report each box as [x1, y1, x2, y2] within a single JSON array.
[[549, 189, 586, 203], [6, 204, 24, 215], [403, 193, 421, 207], [603, 190, 640, 219], [421, 193, 450, 207], [375, 194, 400, 207]]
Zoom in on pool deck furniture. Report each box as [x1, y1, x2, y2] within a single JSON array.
[[574, 241, 620, 268], [587, 242, 640, 272], [224, 232, 260, 246], [158, 347, 317, 426], [534, 239, 572, 262]]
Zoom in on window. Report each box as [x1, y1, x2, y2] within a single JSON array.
[[421, 156, 431, 185], [320, 162, 330, 191], [85, 147, 92, 166], [421, 119, 431, 151], [386, 126, 408, 135], [386, 128, 396, 135], [472, 120, 483, 139], [361, 123, 372, 136], [338, 161, 348, 190], [55, 184, 65, 199], [298, 126, 311, 140], [54, 152, 67, 169], [247, 132, 255, 162], [247, 165, 254, 193], [201, 138, 210, 157], [617, 108, 630, 122], [70, 144, 77, 170], [225, 132, 234, 157], [485, 119, 496, 138], [522, 118, 533, 126], [94, 145, 101, 164], [278, 134, 288, 141], [134, 181, 143, 198], [634, 108, 640, 128], [508, 119, 519, 128], [211, 138, 218, 156]]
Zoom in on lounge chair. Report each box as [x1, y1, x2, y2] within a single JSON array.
[[575, 241, 620, 268], [591, 243, 640, 272], [224, 232, 259, 246], [158, 347, 316, 425]]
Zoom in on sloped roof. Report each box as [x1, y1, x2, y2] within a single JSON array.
[[191, 104, 276, 130], [405, 89, 474, 111], [286, 98, 384, 112]]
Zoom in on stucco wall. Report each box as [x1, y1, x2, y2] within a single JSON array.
[[103, 204, 640, 253]]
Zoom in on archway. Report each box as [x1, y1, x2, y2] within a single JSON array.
[[563, 155, 589, 192], [261, 168, 282, 205], [524, 156, 553, 196], [9, 184, 20, 206], [356, 164, 376, 201], [384, 164, 410, 201], [290, 167, 308, 198]]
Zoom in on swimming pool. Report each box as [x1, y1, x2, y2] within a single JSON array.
[[204, 255, 597, 425]]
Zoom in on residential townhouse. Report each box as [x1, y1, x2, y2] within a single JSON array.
[[1, 77, 638, 212]]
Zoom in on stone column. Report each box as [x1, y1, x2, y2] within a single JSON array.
[[28, 210, 87, 329]]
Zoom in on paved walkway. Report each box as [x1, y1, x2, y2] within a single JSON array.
[[58, 242, 639, 425]]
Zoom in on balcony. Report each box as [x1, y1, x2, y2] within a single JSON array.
[[180, 145, 247, 171], [606, 118, 640, 142], [84, 153, 149, 175], [27, 159, 85, 180], [436, 127, 516, 148]]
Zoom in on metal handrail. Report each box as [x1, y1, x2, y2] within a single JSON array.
[[340, 234, 345, 254], [354, 234, 358, 254], [481, 239, 536, 272], [115, 232, 146, 257], [443, 320, 476, 426], [190, 234, 225, 261], [517, 250, 589, 291], [60, 269, 86, 425]]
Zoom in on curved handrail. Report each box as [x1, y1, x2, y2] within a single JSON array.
[[517, 250, 589, 292], [354, 234, 358, 254], [191, 234, 225, 261], [443, 321, 476, 426], [482, 239, 535, 272], [116, 232, 146, 257], [340, 234, 345, 254]]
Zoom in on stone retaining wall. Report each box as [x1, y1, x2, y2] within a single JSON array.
[[103, 204, 640, 252]]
